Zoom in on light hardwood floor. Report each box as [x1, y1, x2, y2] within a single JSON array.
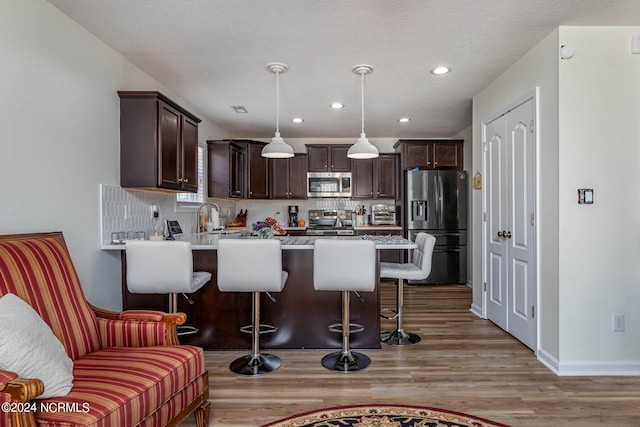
[[182, 284, 640, 427]]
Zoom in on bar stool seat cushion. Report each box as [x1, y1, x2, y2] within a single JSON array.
[[379, 233, 436, 281], [313, 239, 376, 292], [217, 239, 287, 293], [380, 262, 424, 280], [126, 241, 211, 294]]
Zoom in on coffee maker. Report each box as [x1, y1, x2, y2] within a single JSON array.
[[288, 205, 299, 227]]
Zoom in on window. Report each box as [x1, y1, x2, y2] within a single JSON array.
[[176, 145, 204, 206]]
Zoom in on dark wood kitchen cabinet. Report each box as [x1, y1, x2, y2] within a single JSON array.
[[306, 144, 351, 172], [119, 91, 201, 193], [236, 141, 269, 199], [270, 154, 307, 199], [353, 154, 399, 199], [394, 139, 463, 170], [207, 140, 245, 198], [208, 140, 270, 199]]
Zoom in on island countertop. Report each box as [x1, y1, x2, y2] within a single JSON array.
[[104, 232, 416, 250]]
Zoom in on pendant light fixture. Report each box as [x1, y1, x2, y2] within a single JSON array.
[[262, 62, 294, 158], [347, 64, 379, 159]]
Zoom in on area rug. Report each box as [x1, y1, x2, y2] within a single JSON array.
[[262, 404, 509, 427]]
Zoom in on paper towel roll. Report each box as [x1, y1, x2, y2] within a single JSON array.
[[211, 209, 220, 229]]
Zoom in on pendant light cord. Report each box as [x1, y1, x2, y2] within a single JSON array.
[[275, 69, 280, 135], [360, 70, 365, 135]]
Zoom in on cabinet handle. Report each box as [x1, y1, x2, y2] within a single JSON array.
[[183, 178, 189, 183], [434, 161, 438, 166], [506, 231, 512, 238], [497, 231, 503, 237]]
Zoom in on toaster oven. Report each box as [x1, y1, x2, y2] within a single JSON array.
[[370, 204, 397, 225]]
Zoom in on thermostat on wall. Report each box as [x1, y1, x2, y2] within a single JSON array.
[[578, 189, 593, 204]]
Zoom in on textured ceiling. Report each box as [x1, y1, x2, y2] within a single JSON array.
[[48, 0, 640, 139]]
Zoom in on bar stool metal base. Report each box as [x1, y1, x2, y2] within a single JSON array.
[[177, 325, 199, 337], [380, 278, 421, 346], [230, 353, 281, 376], [380, 329, 421, 346], [321, 351, 370, 373]]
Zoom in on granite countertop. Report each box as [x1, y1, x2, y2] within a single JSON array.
[[102, 232, 415, 250]]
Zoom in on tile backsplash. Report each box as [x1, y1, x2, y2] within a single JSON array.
[[100, 184, 396, 245], [100, 185, 235, 245], [237, 198, 396, 227]]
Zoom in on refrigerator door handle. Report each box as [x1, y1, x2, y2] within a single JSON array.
[[433, 175, 440, 225], [438, 175, 444, 228]]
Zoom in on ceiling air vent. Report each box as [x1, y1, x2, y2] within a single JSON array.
[[230, 105, 248, 113]]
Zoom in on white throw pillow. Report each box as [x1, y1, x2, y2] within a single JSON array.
[[0, 293, 74, 399]]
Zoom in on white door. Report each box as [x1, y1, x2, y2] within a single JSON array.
[[485, 115, 508, 331], [483, 95, 537, 351]]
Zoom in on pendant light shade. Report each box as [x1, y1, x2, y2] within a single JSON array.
[[262, 63, 294, 158], [348, 64, 379, 159]]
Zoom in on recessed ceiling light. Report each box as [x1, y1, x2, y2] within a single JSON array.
[[331, 102, 344, 110], [292, 117, 303, 123], [431, 66, 450, 75], [398, 117, 411, 123]]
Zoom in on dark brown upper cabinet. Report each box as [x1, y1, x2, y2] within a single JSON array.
[[119, 91, 201, 193], [394, 139, 464, 171], [236, 141, 269, 199], [270, 154, 308, 199], [207, 140, 245, 198], [207, 140, 269, 199], [352, 154, 399, 199], [306, 144, 351, 172]]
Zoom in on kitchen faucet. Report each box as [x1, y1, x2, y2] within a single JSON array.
[[197, 202, 221, 232]]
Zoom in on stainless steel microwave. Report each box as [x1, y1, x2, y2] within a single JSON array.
[[307, 172, 352, 198]]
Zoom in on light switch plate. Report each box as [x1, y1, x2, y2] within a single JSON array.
[[578, 189, 593, 204], [632, 35, 640, 54]]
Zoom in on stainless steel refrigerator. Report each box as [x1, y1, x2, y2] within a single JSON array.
[[405, 170, 467, 284]]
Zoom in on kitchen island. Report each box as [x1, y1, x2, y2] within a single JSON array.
[[117, 233, 415, 350]]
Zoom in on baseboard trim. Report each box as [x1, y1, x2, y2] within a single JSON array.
[[556, 360, 640, 376], [536, 348, 559, 374], [538, 349, 640, 376], [469, 303, 483, 318]]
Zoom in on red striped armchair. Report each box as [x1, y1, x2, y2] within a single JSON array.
[[0, 232, 210, 427]]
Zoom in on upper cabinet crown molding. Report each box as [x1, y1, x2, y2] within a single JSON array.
[[118, 91, 201, 193]]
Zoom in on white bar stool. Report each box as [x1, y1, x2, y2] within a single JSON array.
[[217, 239, 288, 375], [313, 239, 376, 372], [125, 240, 212, 336], [379, 232, 436, 345]]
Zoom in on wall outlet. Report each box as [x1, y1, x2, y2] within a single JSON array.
[[151, 204, 159, 218], [613, 314, 625, 332]]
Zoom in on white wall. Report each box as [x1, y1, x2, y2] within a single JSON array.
[[472, 29, 561, 359], [557, 27, 640, 372], [473, 26, 640, 374], [0, 0, 226, 310]]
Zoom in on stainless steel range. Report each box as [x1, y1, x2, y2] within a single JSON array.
[[305, 209, 354, 236]]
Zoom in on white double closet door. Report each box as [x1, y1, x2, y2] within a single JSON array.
[[483, 95, 537, 351]]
